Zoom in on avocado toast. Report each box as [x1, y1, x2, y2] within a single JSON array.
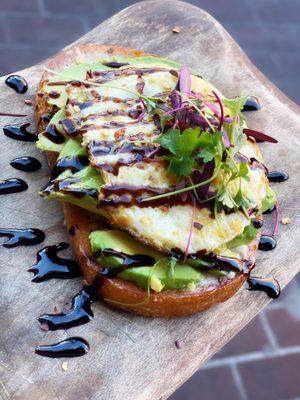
[[35, 44, 277, 317]]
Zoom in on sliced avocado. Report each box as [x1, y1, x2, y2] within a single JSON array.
[[227, 222, 258, 249], [89, 229, 161, 268], [43, 188, 101, 214], [260, 186, 277, 213], [65, 166, 103, 191], [110, 55, 183, 70], [36, 107, 66, 153], [58, 138, 86, 159], [118, 259, 203, 292], [39, 133, 105, 214], [43, 56, 200, 109], [41, 165, 105, 216], [44, 62, 112, 108]]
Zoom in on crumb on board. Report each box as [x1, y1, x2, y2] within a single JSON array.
[[24, 99, 33, 106], [175, 340, 182, 349], [172, 26, 181, 33], [61, 362, 68, 371], [281, 217, 291, 225]]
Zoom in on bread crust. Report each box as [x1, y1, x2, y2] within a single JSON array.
[[35, 44, 258, 317]]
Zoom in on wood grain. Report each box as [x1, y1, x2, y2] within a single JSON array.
[[0, 1, 299, 399]]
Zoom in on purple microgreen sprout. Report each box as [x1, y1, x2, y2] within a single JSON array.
[[194, 160, 215, 200], [175, 90, 214, 131], [184, 197, 196, 261], [222, 130, 231, 148], [212, 90, 224, 131], [179, 64, 191, 95], [243, 128, 278, 144], [272, 203, 280, 237], [141, 162, 221, 203]]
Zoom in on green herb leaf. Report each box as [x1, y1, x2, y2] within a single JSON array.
[[218, 188, 237, 209], [155, 127, 204, 177], [197, 131, 224, 163], [230, 161, 250, 182], [234, 187, 251, 209], [167, 257, 177, 278], [223, 96, 247, 117]]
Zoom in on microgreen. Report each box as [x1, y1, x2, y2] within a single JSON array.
[[155, 127, 203, 177], [179, 64, 191, 95], [234, 187, 251, 210], [217, 188, 237, 209]]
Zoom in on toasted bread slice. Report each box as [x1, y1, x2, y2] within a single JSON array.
[[35, 44, 259, 317]]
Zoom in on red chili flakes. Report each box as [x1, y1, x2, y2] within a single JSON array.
[[90, 89, 99, 98], [53, 305, 58, 314], [159, 205, 170, 212], [114, 128, 126, 139]]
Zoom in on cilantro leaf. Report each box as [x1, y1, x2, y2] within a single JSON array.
[[218, 188, 237, 209], [230, 161, 250, 182], [167, 155, 195, 177], [234, 188, 251, 209], [198, 148, 215, 163], [155, 127, 203, 177], [223, 96, 247, 117], [197, 131, 223, 163]]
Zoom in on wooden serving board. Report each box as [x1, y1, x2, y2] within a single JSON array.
[[1, 1, 299, 399]]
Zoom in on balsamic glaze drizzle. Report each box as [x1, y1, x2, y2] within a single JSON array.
[[35, 337, 89, 358], [252, 218, 263, 229], [247, 276, 281, 299], [68, 224, 78, 236], [5, 74, 28, 94], [0, 112, 27, 117], [258, 235, 277, 251], [50, 155, 89, 181], [38, 288, 98, 330], [97, 249, 156, 278], [242, 97, 261, 112], [10, 156, 41, 172], [43, 123, 65, 144], [3, 123, 37, 142], [267, 170, 289, 183], [262, 205, 275, 215], [28, 242, 82, 282], [102, 61, 129, 68], [0, 178, 28, 194], [0, 228, 45, 248]]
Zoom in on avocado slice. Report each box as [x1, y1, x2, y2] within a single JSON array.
[[57, 137, 86, 159], [118, 259, 203, 292], [259, 186, 277, 213], [43, 55, 199, 109], [44, 62, 112, 108], [36, 107, 66, 153], [39, 135, 105, 215], [89, 229, 203, 291], [227, 222, 258, 249], [226, 186, 276, 249], [41, 165, 105, 216], [89, 229, 161, 268]]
